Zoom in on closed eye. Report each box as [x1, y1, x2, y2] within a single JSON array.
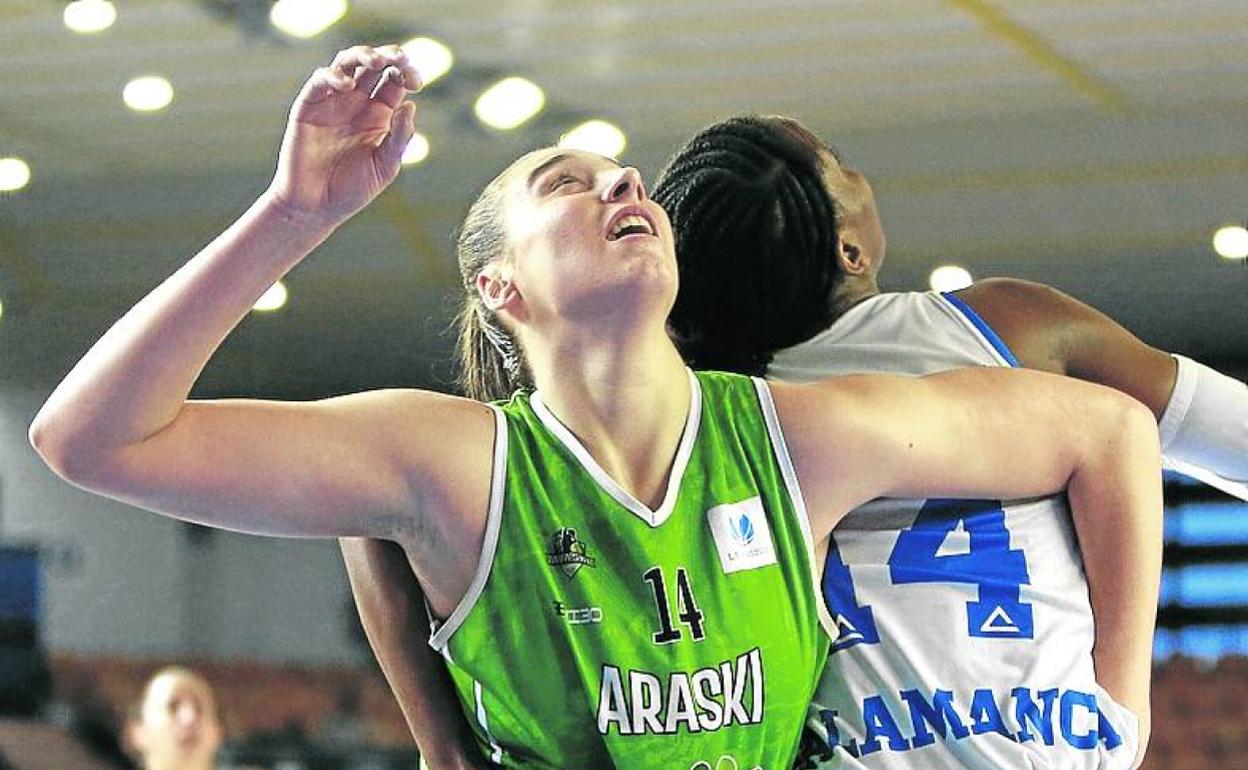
[[549, 173, 584, 193]]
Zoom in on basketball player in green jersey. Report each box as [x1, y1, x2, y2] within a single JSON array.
[[32, 45, 1163, 769]]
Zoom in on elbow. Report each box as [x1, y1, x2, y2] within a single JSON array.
[[1072, 388, 1161, 480], [1116, 391, 1162, 454], [29, 407, 111, 486], [29, 408, 70, 475]]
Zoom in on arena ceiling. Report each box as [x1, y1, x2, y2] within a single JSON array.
[[2, 0, 1247, 397]]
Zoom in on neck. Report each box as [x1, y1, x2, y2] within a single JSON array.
[[829, 276, 881, 320], [525, 320, 691, 509]]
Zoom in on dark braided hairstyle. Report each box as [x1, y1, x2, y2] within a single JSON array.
[[653, 115, 841, 376]]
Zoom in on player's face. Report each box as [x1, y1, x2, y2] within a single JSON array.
[[134, 672, 223, 768], [499, 148, 677, 328], [817, 145, 887, 266]]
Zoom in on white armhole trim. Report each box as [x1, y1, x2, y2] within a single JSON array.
[[429, 404, 508, 651], [473, 679, 505, 764], [930, 291, 1016, 368], [751, 377, 839, 643]]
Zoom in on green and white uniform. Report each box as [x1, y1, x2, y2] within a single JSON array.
[[430, 370, 830, 769]]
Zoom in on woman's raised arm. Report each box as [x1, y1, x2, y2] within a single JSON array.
[[29, 47, 491, 550]]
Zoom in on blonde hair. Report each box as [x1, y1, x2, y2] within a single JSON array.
[[453, 158, 538, 401]]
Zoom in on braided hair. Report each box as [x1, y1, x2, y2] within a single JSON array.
[[653, 116, 841, 375]]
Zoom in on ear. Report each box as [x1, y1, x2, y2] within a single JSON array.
[[833, 233, 869, 278], [475, 262, 522, 316], [124, 719, 147, 755]]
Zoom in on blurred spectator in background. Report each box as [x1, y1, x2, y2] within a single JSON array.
[[125, 667, 222, 770]]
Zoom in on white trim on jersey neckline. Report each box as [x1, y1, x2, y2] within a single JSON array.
[[530, 368, 702, 529]]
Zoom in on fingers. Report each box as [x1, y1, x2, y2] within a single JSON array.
[[294, 44, 422, 117], [295, 66, 352, 105], [379, 101, 418, 170], [330, 45, 422, 95], [370, 67, 409, 109]]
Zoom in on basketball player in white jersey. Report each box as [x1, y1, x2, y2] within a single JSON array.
[[651, 115, 1248, 770], [340, 115, 1243, 769]]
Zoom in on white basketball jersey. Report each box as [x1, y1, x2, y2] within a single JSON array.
[[770, 292, 1140, 770]]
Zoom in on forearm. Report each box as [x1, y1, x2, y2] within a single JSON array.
[[31, 193, 334, 466], [341, 538, 487, 770], [1065, 401, 1162, 762]]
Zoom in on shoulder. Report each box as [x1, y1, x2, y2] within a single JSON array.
[[764, 376, 891, 450], [957, 277, 1073, 312], [953, 278, 1088, 373], [328, 388, 499, 485], [329, 387, 497, 437]]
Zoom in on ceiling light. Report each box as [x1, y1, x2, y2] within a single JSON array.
[[929, 265, 973, 293], [253, 281, 288, 312], [401, 37, 453, 86], [270, 0, 348, 39], [474, 77, 545, 130], [401, 132, 430, 166], [0, 157, 32, 192], [559, 120, 626, 159], [63, 0, 116, 33], [1212, 225, 1248, 260], [123, 76, 173, 112]]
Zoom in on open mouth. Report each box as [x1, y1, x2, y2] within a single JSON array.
[[606, 208, 657, 241]]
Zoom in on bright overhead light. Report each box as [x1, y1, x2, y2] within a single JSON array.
[[559, 120, 627, 159], [401, 36, 453, 86], [270, 0, 348, 39], [401, 132, 430, 166], [123, 76, 174, 112], [0, 157, 32, 192], [1212, 225, 1248, 260], [474, 77, 545, 131], [253, 281, 288, 312], [63, 0, 116, 33], [929, 264, 974, 293]]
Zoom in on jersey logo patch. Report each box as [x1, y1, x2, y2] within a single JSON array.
[[979, 605, 1021, 634], [546, 527, 597, 577], [707, 497, 777, 574], [833, 614, 864, 645]]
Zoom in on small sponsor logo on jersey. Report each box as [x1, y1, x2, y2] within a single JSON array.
[[553, 600, 603, 625], [707, 497, 777, 574], [979, 606, 1021, 634], [730, 513, 755, 546], [833, 614, 864, 646], [546, 527, 597, 577]]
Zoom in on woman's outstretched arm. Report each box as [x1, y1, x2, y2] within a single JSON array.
[[776, 367, 1162, 765]]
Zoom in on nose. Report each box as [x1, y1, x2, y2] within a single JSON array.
[[175, 702, 201, 726], [602, 166, 646, 203]]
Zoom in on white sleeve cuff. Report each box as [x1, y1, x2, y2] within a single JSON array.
[[1158, 354, 1248, 500]]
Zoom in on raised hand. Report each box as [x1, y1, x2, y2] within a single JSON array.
[[269, 45, 423, 227]]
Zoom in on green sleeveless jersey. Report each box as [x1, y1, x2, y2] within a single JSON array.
[[430, 370, 829, 769]]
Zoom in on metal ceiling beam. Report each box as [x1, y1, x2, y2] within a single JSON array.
[[946, 0, 1133, 114]]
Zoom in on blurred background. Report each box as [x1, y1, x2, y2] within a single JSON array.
[[1, 1, 1246, 768]]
